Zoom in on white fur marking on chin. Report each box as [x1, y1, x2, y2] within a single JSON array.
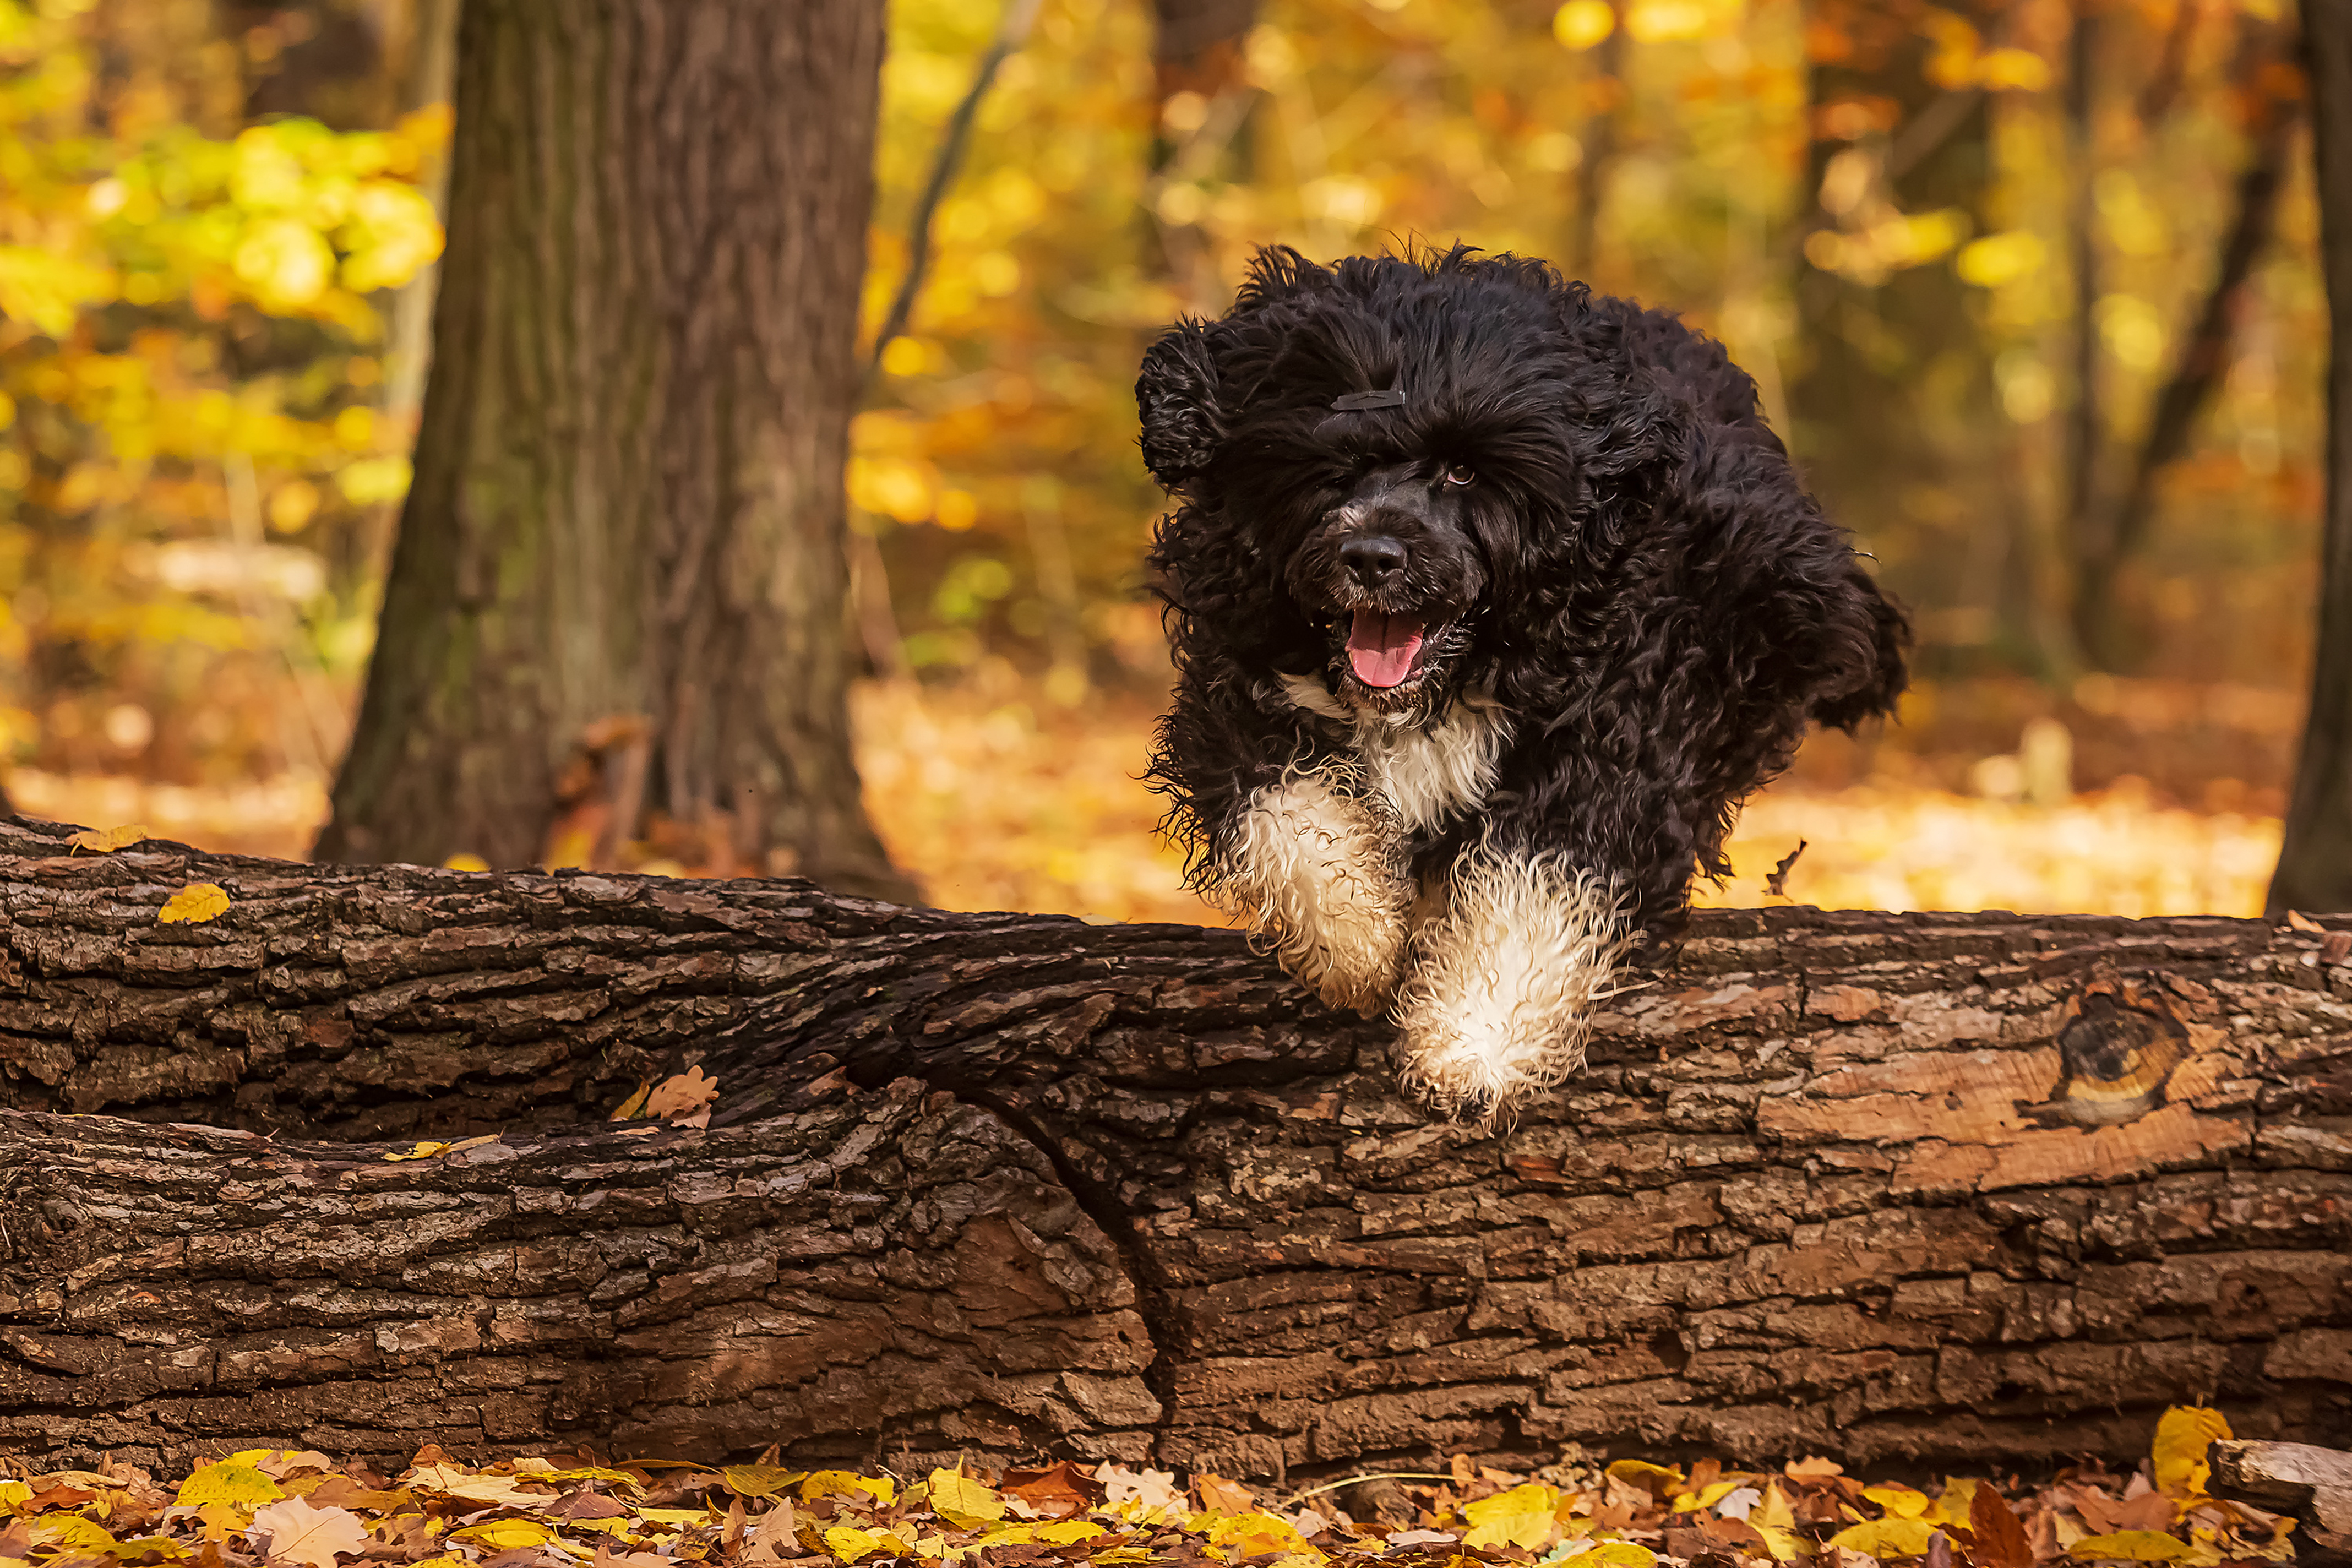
[[1212, 771, 1410, 1013], [1276, 673, 1514, 834], [1396, 849, 1636, 1119]]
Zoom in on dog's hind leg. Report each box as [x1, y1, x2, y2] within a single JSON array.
[[1394, 846, 1638, 1120], [1209, 769, 1411, 1016]]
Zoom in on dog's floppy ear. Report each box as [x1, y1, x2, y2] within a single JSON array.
[[1137, 320, 1224, 491], [1805, 561, 1911, 732]]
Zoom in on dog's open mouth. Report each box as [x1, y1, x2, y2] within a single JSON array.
[[1346, 609, 1428, 689]]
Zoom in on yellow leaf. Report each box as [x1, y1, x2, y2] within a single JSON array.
[[634, 1508, 716, 1528], [1755, 1484, 1798, 1532], [442, 853, 491, 872], [1752, 1526, 1807, 1562], [724, 1466, 802, 1499], [826, 1527, 903, 1563], [2153, 1406, 2233, 1498], [1463, 1484, 1562, 1550], [801, 1471, 892, 1505], [1605, 1461, 1686, 1498], [2071, 1533, 2193, 1561], [513, 1463, 646, 1490], [32, 1518, 118, 1552], [1205, 1512, 1318, 1561], [1926, 1480, 1979, 1528], [1583, 1544, 1659, 1568], [1827, 1517, 1942, 1557], [176, 1462, 286, 1508], [1864, 1485, 1932, 1519], [67, 823, 150, 853], [928, 1470, 1007, 1528], [384, 1141, 450, 1162], [0, 1482, 29, 1513], [1674, 1481, 1746, 1515], [401, 1464, 546, 1507], [1034, 1522, 1106, 1544], [159, 882, 231, 924], [448, 1520, 552, 1551]]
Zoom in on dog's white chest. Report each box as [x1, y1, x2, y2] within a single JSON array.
[[1278, 674, 1513, 835]]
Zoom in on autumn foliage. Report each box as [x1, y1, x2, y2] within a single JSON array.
[[0, 1409, 2318, 1568]]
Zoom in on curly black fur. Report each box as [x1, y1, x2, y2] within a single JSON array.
[[1140, 244, 1908, 962]]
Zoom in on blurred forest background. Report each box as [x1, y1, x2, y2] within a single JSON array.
[[0, 0, 2320, 922]]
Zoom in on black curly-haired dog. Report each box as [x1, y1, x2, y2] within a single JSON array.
[[1139, 245, 1908, 1119]]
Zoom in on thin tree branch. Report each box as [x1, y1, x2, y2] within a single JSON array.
[[2104, 95, 2300, 570], [862, 0, 1044, 391]]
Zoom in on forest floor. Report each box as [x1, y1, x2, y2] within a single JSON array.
[[0, 1407, 2307, 1568], [1, 670, 2294, 922]]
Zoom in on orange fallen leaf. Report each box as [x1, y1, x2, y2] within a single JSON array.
[[644, 1066, 719, 1118], [1193, 1474, 1254, 1515]]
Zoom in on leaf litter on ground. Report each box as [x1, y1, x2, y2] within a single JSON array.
[[0, 1408, 2310, 1568]]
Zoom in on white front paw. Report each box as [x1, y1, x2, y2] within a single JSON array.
[[1207, 772, 1410, 1015], [1395, 848, 1636, 1121]]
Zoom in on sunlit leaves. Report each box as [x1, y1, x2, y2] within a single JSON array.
[[1, 4, 448, 785], [1553, 0, 1616, 48]]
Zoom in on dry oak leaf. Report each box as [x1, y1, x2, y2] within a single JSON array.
[[159, 882, 231, 924], [1095, 1464, 1182, 1511], [249, 1496, 370, 1568], [67, 823, 151, 853], [644, 1066, 720, 1119]]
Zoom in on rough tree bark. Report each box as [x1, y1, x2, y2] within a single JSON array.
[[316, 0, 911, 901], [2276, 0, 2352, 915], [1, 814, 2347, 1481]]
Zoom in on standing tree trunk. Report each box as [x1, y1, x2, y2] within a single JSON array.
[[317, 0, 913, 902], [2276, 6, 2352, 915]]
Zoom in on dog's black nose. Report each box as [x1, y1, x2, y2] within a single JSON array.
[[1340, 535, 1409, 587]]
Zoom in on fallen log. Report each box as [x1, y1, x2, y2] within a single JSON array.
[[0, 816, 2346, 1479], [2210, 1439, 2352, 1563]]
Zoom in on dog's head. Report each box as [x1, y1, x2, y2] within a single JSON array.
[[1140, 246, 1648, 715]]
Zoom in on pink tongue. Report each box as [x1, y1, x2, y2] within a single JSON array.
[[1347, 610, 1426, 688]]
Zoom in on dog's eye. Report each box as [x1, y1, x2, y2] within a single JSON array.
[[1443, 463, 1476, 487]]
